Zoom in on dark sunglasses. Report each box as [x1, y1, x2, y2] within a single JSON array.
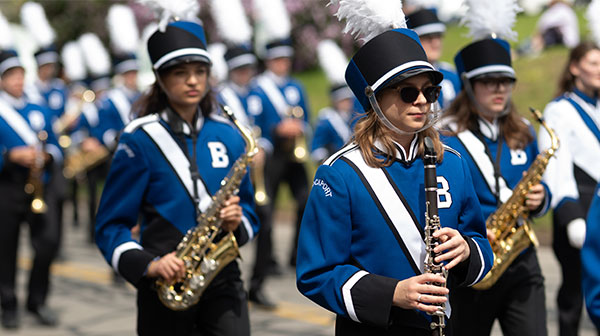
[[390, 85, 441, 104]]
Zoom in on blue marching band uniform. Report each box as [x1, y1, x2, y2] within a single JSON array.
[[0, 49, 63, 328], [583, 183, 600, 330], [310, 106, 354, 163], [297, 142, 493, 330], [539, 87, 600, 334]]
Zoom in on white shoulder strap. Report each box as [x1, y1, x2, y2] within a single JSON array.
[[344, 149, 426, 274], [219, 86, 250, 127], [107, 89, 133, 126], [141, 121, 212, 212], [0, 100, 38, 145], [256, 74, 290, 118], [447, 122, 511, 203], [324, 108, 352, 143]]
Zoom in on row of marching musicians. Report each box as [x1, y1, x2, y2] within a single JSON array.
[[0, 3, 141, 329]]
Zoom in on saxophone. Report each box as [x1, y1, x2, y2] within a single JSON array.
[[423, 137, 447, 336], [157, 105, 259, 311], [25, 130, 49, 214], [473, 107, 559, 290]]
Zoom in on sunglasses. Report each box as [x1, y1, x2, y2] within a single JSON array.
[[390, 85, 441, 104]]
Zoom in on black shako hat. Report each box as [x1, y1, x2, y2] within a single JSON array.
[[148, 21, 212, 71], [34, 45, 59, 67], [0, 49, 23, 76], [112, 53, 139, 75], [265, 38, 294, 60], [406, 9, 446, 37], [454, 38, 515, 80], [345, 28, 443, 110], [224, 45, 256, 71]]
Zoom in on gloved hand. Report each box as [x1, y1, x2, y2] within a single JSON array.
[[567, 218, 586, 249]]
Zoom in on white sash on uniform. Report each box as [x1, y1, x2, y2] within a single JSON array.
[[447, 122, 512, 203], [256, 75, 290, 118], [219, 85, 250, 127], [107, 89, 133, 126], [141, 121, 212, 213], [343, 148, 451, 317], [0, 100, 38, 145]]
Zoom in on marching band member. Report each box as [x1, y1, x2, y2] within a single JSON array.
[[296, 1, 493, 334], [441, 1, 551, 335], [406, 6, 461, 109], [0, 44, 62, 328], [94, 2, 259, 334], [209, 0, 278, 309], [538, 2, 600, 332], [248, 0, 311, 273], [310, 39, 356, 164], [582, 182, 600, 331], [20, 1, 70, 257]]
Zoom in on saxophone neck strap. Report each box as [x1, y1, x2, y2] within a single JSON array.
[[472, 128, 504, 206]]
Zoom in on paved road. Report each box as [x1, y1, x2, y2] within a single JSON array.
[[5, 205, 597, 335]]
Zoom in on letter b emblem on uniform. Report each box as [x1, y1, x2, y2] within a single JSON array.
[[207, 142, 229, 168]]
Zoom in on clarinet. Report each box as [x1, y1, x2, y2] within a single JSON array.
[[423, 137, 447, 336]]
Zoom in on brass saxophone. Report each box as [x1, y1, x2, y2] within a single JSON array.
[[250, 126, 269, 206], [473, 107, 559, 290], [423, 137, 447, 336], [61, 89, 110, 179], [25, 130, 49, 214], [157, 105, 259, 311], [286, 106, 308, 163]]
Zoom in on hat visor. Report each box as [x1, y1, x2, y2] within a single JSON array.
[[382, 67, 443, 91], [159, 55, 212, 71]]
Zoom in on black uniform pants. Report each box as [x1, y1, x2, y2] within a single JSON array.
[[0, 182, 60, 312], [450, 247, 547, 336], [137, 276, 249, 336]]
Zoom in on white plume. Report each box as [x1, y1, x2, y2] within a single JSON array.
[[78, 33, 111, 77], [329, 0, 406, 43], [587, 0, 600, 46], [210, 0, 252, 45], [317, 39, 348, 86], [0, 10, 13, 49], [20, 2, 55, 48], [405, 0, 440, 10], [107, 4, 140, 54], [254, 0, 291, 41], [462, 0, 521, 41], [137, 0, 200, 31], [207, 43, 228, 84], [61, 41, 87, 82]]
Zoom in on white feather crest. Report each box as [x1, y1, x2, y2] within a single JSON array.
[[207, 43, 228, 84], [405, 0, 440, 10], [78, 33, 111, 77], [0, 10, 13, 49], [210, 0, 252, 45], [462, 0, 521, 41], [254, 0, 291, 41], [107, 4, 140, 54], [329, 0, 406, 43], [137, 0, 200, 31], [20, 2, 56, 48], [61, 41, 87, 82], [317, 39, 348, 86], [587, 0, 600, 46]]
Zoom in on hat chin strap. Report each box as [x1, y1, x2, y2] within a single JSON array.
[[461, 74, 511, 120], [365, 86, 440, 136]]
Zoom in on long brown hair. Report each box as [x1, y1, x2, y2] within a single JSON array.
[[444, 91, 533, 150], [133, 64, 215, 118], [353, 109, 445, 168], [556, 41, 600, 97]]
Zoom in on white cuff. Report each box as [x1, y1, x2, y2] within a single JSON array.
[[567, 218, 586, 249]]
